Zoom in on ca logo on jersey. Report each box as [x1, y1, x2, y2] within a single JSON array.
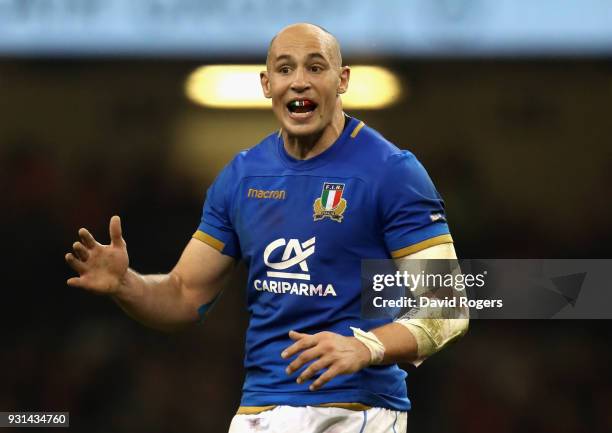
[[263, 237, 315, 280], [313, 182, 347, 222], [257, 237, 337, 297]]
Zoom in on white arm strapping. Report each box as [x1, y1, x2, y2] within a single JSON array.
[[392, 242, 469, 366], [395, 318, 468, 366]]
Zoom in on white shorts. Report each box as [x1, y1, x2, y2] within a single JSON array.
[[228, 405, 408, 433]]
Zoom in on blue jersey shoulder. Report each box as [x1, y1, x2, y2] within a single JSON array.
[[347, 122, 420, 182], [224, 130, 280, 176]]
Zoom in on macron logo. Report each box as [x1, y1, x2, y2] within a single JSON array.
[[263, 237, 315, 281]]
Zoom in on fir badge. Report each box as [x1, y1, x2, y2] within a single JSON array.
[[313, 182, 347, 222]]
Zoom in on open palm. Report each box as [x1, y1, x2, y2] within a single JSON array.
[[65, 216, 129, 295]]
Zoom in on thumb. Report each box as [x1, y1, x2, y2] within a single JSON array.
[[109, 215, 124, 246]]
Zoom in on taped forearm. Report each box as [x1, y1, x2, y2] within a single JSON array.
[[391, 242, 469, 365], [395, 317, 468, 366]]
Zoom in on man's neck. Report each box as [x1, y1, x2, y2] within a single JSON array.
[[282, 109, 346, 161]]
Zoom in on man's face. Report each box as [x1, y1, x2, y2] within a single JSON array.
[[261, 27, 349, 137]]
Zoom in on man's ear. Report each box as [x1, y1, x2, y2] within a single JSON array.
[[337, 66, 350, 95], [260, 70, 272, 98]]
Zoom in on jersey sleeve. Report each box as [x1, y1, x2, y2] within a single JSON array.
[[378, 151, 452, 258], [193, 161, 241, 259]]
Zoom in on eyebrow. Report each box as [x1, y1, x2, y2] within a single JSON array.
[[273, 53, 329, 63]]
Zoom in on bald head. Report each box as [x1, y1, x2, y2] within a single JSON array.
[[266, 23, 343, 70]]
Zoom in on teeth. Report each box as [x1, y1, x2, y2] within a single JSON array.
[[289, 100, 313, 108]]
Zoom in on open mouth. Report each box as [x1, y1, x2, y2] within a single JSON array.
[[286, 99, 318, 115]]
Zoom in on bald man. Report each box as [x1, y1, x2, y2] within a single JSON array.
[[66, 23, 467, 433]]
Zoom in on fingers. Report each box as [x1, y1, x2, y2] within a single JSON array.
[[78, 228, 97, 249], [310, 366, 341, 391], [65, 252, 87, 274], [282, 331, 316, 360], [296, 357, 333, 384], [73, 242, 89, 261], [66, 276, 83, 287], [288, 330, 307, 341], [281, 331, 357, 391], [286, 346, 324, 375], [109, 215, 124, 246], [78, 217, 124, 248]]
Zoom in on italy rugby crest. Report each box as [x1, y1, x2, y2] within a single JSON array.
[[313, 182, 347, 222]]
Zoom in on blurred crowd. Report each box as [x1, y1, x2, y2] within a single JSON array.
[[1, 59, 612, 432]]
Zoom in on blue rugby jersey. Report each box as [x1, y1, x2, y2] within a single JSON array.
[[194, 116, 452, 411]]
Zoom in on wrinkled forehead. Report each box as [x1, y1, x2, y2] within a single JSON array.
[[267, 27, 341, 67]]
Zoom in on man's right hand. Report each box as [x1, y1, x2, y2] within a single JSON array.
[[65, 215, 129, 295]]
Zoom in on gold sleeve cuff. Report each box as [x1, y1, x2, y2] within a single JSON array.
[[192, 230, 225, 251], [390, 234, 453, 258]]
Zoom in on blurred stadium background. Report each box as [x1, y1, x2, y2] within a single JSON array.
[[1, 1, 612, 432]]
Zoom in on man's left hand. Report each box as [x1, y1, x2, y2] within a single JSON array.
[[281, 330, 371, 391]]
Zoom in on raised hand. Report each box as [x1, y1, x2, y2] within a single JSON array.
[[65, 215, 129, 295], [281, 330, 371, 391]]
